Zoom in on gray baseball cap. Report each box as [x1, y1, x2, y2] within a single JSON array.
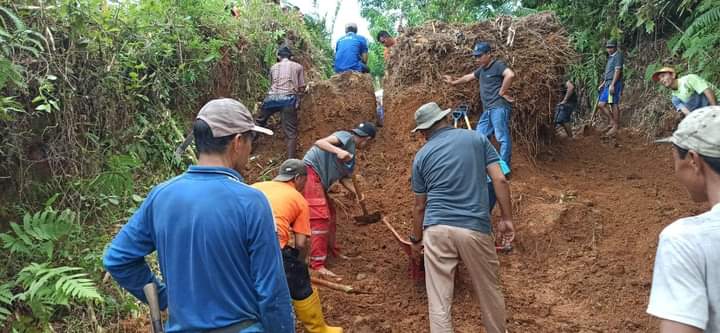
[[197, 98, 273, 137], [411, 102, 452, 133], [656, 106, 720, 158], [274, 159, 307, 182]]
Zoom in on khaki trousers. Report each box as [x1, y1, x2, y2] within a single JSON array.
[[423, 224, 506, 333]]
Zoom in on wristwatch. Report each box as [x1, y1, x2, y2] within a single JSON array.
[[409, 235, 422, 244]]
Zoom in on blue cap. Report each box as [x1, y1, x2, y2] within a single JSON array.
[[472, 42, 492, 56], [351, 121, 377, 138]]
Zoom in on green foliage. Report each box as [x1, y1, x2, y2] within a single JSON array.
[[0, 207, 78, 261], [0, 283, 12, 323]]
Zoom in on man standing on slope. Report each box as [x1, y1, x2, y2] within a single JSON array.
[[256, 46, 305, 158], [253, 159, 343, 333], [444, 41, 516, 166], [104, 99, 294, 332], [652, 67, 718, 116], [334, 23, 369, 73], [597, 40, 624, 136], [303, 122, 377, 279], [410, 102, 515, 333], [648, 106, 720, 333]]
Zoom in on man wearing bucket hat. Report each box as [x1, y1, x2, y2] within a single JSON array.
[[334, 22, 369, 73], [652, 67, 718, 116], [256, 46, 306, 159], [104, 98, 295, 332], [444, 41, 516, 167], [303, 121, 377, 279], [597, 39, 624, 136], [648, 106, 720, 333], [409, 102, 514, 333], [253, 159, 343, 333]]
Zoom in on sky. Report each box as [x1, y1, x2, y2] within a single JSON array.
[[285, 0, 372, 45]]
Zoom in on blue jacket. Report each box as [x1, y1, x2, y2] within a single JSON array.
[[103, 166, 294, 333], [334, 32, 368, 73]]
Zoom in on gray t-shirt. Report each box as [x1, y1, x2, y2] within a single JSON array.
[[412, 127, 500, 234], [303, 131, 356, 190], [603, 52, 624, 82], [474, 60, 511, 110]]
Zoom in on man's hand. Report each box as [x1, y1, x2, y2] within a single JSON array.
[[598, 82, 605, 91], [500, 93, 515, 103], [497, 219, 515, 246], [443, 75, 454, 84], [336, 150, 353, 162], [608, 84, 615, 95]]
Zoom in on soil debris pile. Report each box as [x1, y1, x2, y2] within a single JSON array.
[[385, 12, 577, 157], [297, 71, 377, 149]]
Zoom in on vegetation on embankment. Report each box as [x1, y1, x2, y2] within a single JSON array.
[[0, 1, 331, 331]]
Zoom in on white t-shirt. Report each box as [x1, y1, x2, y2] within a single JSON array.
[[647, 204, 720, 331]]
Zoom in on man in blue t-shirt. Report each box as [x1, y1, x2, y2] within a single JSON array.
[[104, 99, 294, 332], [597, 40, 624, 136], [409, 102, 515, 333], [334, 23, 369, 73], [444, 41, 516, 166]]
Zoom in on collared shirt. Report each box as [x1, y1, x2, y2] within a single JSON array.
[[269, 58, 305, 95], [303, 131, 356, 190], [252, 181, 311, 248], [603, 51, 624, 82], [103, 166, 294, 333], [412, 127, 500, 234], [473, 59, 511, 110], [334, 32, 369, 73], [647, 204, 720, 332]]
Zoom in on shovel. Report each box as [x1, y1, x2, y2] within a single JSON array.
[[350, 174, 381, 225]]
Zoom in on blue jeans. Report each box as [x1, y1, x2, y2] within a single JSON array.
[[476, 106, 512, 166]]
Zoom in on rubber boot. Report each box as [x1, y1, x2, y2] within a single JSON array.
[[293, 288, 343, 333]]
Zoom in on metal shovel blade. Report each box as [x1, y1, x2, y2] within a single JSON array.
[[353, 212, 382, 225]]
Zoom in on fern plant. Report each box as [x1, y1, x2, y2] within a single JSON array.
[[0, 207, 78, 261], [0, 5, 46, 91], [0, 283, 12, 323]]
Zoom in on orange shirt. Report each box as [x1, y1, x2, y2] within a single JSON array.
[[252, 181, 311, 248]]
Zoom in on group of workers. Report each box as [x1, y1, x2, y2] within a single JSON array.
[[100, 22, 720, 333]]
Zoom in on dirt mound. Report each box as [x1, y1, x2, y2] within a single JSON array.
[[384, 12, 576, 158], [297, 71, 377, 149]]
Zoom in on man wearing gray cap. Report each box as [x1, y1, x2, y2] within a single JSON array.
[[104, 98, 295, 332], [409, 102, 514, 333], [334, 22, 369, 73], [648, 106, 720, 333], [253, 159, 343, 333], [597, 39, 624, 136]]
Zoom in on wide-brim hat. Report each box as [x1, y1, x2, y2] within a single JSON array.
[[652, 67, 676, 82], [412, 102, 452, 132]]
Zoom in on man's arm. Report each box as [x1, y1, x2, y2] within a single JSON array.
[[296, 65, 306, 93], [103, 195, 168, 310], [361, 52, 368, 64], [560, 81, 574, 104], [248, 197, 294, 332], [294, 234, 308, 259], [444, 72, 476, 85], [703, 88, 717, 105], [499, 68, 516, 102], [659, 319, 702, 333], [412, 194, 426, 241], [314, 134, 352, 161], [487, 163, 511, 222]]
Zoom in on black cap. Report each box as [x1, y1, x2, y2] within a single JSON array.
[[606, 40, 617, 48], [351, 121, 377, 138], [273, 159, 307, 182], [278, 46, 292, 57]]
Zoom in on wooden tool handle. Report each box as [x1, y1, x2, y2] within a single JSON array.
[[351, 174, 370, 215], [143, 282, 164, 333], [311, 276, 354, 293]]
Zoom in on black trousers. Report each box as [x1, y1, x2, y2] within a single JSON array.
[[282, 246, 313, 300]]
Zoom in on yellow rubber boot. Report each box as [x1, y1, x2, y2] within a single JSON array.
[[293, 288, 343, 333]]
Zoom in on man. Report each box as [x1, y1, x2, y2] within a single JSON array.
[[555, 80, 577, 138], [303, 121, 377, 279], [444, 41, 516, 166], [253, 159, 343, 333], [256, 46, 305, 158], [334, 23, 369, 73], [376, 30, 395, 62], [104, 99, 294, 332], [409, 102, 515, 333], [648, 106, 720, 332], [652, 67, 718, 116], [597, 40, 624, 136]]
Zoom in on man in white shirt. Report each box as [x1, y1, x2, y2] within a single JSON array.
[[648, 106, 720, 332]]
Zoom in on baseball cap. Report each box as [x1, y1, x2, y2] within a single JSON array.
[[651, 67, 676, 82], [472, 42, 492, 56], [345, 22, 358, 30], [606, 40, 618, 48], [351, 121, 377, 138], [273, 159, 307, 182], [412, 102, 452, 132], [277, 46, 292, 57], [197, 98, 273, 137], [656, 106, 720, 158]]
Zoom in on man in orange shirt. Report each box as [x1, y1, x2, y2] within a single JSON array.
[[377, 30, 395, 62], [253, 159, 342, 333]]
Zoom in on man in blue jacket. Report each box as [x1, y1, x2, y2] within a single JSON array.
[[103, 98, 294, 333], [334, 23, 369, 73]]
